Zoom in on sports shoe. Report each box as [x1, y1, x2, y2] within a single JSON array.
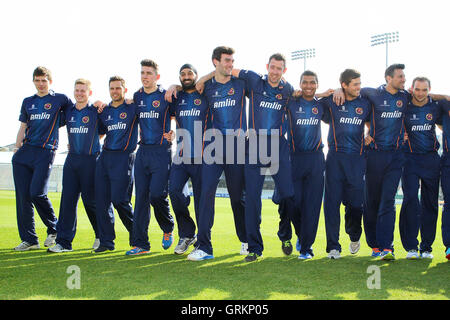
[[162, 232, 174, 250], [93, 246, 114, 253], [371, 248, 381, 257], [47, 243, 72, 253], [92, 238, 100, 250], [380, 249, 395, 260], [240, 242, 249, 255], [298, 253, 313, 260], [14, 241, 40, 251], [420, 251, 434, 259], [126, 247, 150, 256], [281, 240, 293, 255], [328, 249, 341, 259], [174, 237, 197, 255], [406, 250, 419, 260], [44, 234, 57, 247], [446, 248, 450, 260], [349, 240, 360, 254], [244, 252, 262, 262], [187, 248, 214, 261]]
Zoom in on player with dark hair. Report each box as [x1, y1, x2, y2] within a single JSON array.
[[12, 66, 71, 251]]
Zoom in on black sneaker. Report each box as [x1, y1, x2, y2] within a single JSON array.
[[281, 240, 293, 255], [93, 246, 114, 253], [244, 252, 262, 262]]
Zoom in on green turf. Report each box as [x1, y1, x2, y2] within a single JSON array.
[[0, 190, 448, 300]]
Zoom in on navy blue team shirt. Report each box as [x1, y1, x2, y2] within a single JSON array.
[[286, 97, 324, 153], [361, 85, 409, 151], [133, 85, 172, 146], [19, 90, 71, 150], [98, 102, 138, 152], [238, 70, 293, 135], [170, 90, 208, 158], [403, 97, 443, 154], [321, 95, 371, 154], [203, 76, 247, 135], [64, 103, 106, 155]]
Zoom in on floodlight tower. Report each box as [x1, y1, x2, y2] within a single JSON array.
[[370, 31, 400, 68], [291, 48, 316, 71]]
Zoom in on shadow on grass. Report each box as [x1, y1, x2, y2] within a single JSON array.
[[0, 248, 448, 300]]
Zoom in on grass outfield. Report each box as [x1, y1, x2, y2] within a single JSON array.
[[0, 190, 448, 300]]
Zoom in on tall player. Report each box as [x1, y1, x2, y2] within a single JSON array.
[[166, 64, 209, 255], [322, 69, 371, 260], [94, 76, 137, 253], [12, 66, 71, 251], [187, 46, 248, 261], [48, 79, 107, 253], [125, 59, 175, 255], [400, 77, 444, 259]]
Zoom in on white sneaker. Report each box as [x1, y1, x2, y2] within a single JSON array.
[[44, 234, 57, 247], [406, 250, 419, 259], [47, 244, 72, 253], [240, 242, 249, 255], [187, 249, 214, 261], [92, 238, 100, 250], [14, 241, 40, 251], [420, 251, 434, 259], [328, 249, 341, 259], [349, 240, 360, 254]]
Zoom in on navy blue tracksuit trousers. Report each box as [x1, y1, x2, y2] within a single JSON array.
[[364, 149, 404, 251], [441, 153, 450, 251], [324, 151, 365, 253], [197, 136, 247, 255], [169, 160, 202, 239], [245, 135, 294, 256], [12, 145, 57, 245], [132, 144, 174, 251], [56, 153, 100, 249], [288, 151, 325, 256], [399, 152, 440, 253], [95, 150, 134, 249]]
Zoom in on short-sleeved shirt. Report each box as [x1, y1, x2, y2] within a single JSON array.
[[403, 97, 442, 154], [64, 103, 106, 155], [321, 95, 371, 154], [19, 90, 71, 150], [286, 97, 324, 153], [134, 86, 172, 146], [361, 85, 409, 151], [98, 102, 138, 152]]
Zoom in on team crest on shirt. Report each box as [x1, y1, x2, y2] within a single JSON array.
[[355, 107, 363, 115], [44, 103, 52, 110], [119, 112, 127, 119], [228, 88, 235, 96], [194, 99, 202, 106], [82, 116, 89, 124], [396, 100, 403, 108], [312, 107, 319, 115], [152, 100, 160, 108], [426, 113, 433, 121], [275, 94, 283, 100]]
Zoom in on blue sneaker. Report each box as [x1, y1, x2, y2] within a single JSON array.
[[371, 248, 381, 257], [380, 249, 395, 260], [298, 253, 313, 260], [296, 238, 301, 252], [162, 232, 174, 250], [126, 247, 150, 255], [446, 248, 450, 260]]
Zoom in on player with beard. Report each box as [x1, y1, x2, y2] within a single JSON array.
[[165, 64, 209, 254]]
